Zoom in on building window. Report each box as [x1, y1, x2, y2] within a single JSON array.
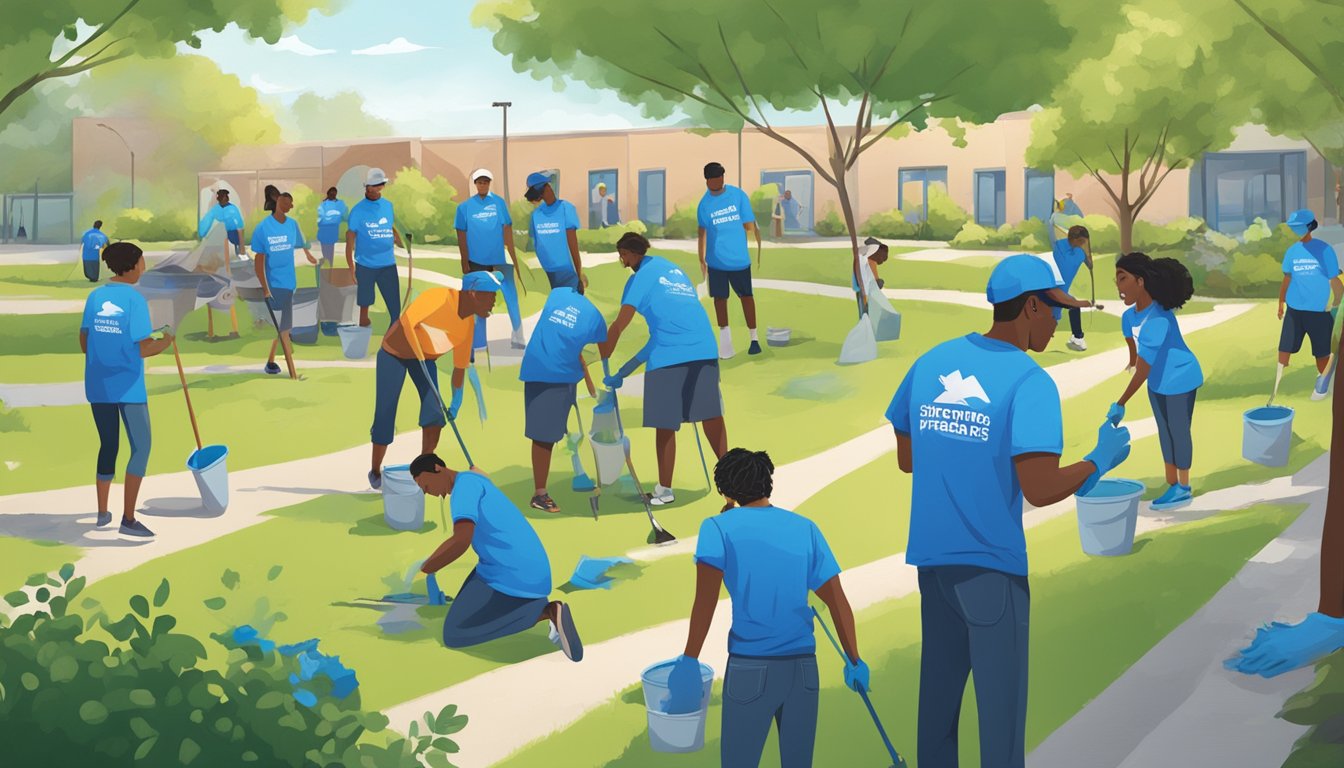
[[760, 171, 814, 234], [975, 169, 1007, 228], [898, 167, 948, 223], [587, 169, 619, 229], [638, 169, 666, 226], [1025, 168, 1055, 223], [1190, 151, 1307, 233]]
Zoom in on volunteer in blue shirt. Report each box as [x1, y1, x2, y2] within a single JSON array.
[[346, 168, 406, 328], [251, 192, 316, 375], [525, 171, 586, 292], [519, 287, 607, 514], [80, 242, 174, 538], [887, 254, 1131, 768], [697, 162, 763, 358], [79, 220, 110, 282], [665, 448, 863, 768], [1109, 251, 1204, 512], [315, 186, 347, 267], [599, 232, 727, 506], [1049, 222, 1093, 352], [411, 453, 583, 662], [456, 168, 525, 350], [1275, 208, 1343, 400], [200, 189, 246, 256]]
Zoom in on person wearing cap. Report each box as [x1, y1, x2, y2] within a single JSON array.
[[199, 189, 246, 257], [346, 168, 405, 328], [519, 286, 608, 513], [525, 171, 586, 292], [79, 219, 109, 282], [852, 237, 890, 318], [598, 232, 727, 506], [1050, 224, 1093, 352], [251, 191, 317, 375], [367, 270, 502, 490], [1276, 208, 1342, 400], [455, 168, 524, 350], [315, 186, 347, 268], [885, 253, 1132, 768], [698, 161, 763, 358]]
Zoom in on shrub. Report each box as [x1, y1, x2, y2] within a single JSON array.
[[922, 185, 971, 240], [577, 220, 649, 252], [662, 205, 698, 239], [1133, 216, 1204, 251], [382, 167, 459, 244], [1178, 218, 1301, 297], [951, 218, 1048, 250], [1279, 649, 1344, 768], [750, 184, 780, 237], [108, 208, 196, 242], [862, 208, 918, 239], [814, 204, 847, 237]]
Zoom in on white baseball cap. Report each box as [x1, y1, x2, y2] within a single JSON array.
[[365, 167, 389, 186], [471, 168, 494, 182]]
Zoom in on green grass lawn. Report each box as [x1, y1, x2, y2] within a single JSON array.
[[0, 535, 80, 588]]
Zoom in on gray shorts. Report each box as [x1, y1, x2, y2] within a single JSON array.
[[643, 359, 723, 431], [267, 289, 294, 332], [524, 381, 577, 444]]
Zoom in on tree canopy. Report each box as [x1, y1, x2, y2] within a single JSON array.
[[278, 92, 393, 143]]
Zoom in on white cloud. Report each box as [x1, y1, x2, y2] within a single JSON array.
[[249, 74, 299, 95], [351, 37, 438, 56], [272, 34, 335, 56]]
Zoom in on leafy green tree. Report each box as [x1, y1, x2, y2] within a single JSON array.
[[278, 91, 393, 142], [382, 167, 459, 243]]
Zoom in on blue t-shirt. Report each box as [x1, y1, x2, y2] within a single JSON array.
[[316, 199, 347, 245], [1136, 306, 1203, 395], [81, 228, 109, 261], [249, 215, 307, 292], [530, 199, 581, 273], [81, 283, 152, 404], [1283, 239, 1341, 312], [1121, 306, 1140, 339], [697, 185, 755, 271], [694, 505, 841, 657], [347, 197, 396, 268], [519, 288, 608, 384], [450, 471, 551, 599], [455, 193, 513, 266], [1052, 238, 1087, 290], [886, 334, 1064, 576], [199, 203, 245, 238], [619, 255, 717, 371]]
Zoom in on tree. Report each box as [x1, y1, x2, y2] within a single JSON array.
[[1026, 3, 1249, 253], [474, 0, 1070, 300], [277, 92, 393, 142], [381, 167, 459, 243]]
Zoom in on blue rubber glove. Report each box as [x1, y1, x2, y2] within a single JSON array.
[[1106, 402, 1125, 426], [426, 573, 446, 606], [448, 386, 463, 420], [1224, 613, 1344, 678], [662, 655, 704, 715], [844, 658, 871, 693], [1079, 421, 1132, 495], [604, 373, 624, 390]]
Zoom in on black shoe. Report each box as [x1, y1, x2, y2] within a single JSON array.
[[748, 340, 762, 355], [119, 519, 155, 538], [264, 361, 282, 375], [530, 493, 561, 513], [96, 511, 113, 528], [551, 602, 583, 662]]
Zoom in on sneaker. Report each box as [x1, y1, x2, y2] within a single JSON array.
[[550, 601, 583, 662], [648, 484, 675, 506], [96, 511, 113, 528], [119, 518, 155, 538], [530, 493, 561, 514], [1066, 336, 1088, 352], [718, 335, 735, 360], [264, 361, 282, 375], [748, 340, 762, 356], [1151, 484, 1193, 512], [368, 470, 382, 490], [510, 328, 526, 349], [1312, 373, 1331, 401]]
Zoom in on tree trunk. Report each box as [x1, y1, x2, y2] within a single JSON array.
[[1323, 332, 1344, 618], [1117, 200, 1135, 255], [830, 151, 865, 313]]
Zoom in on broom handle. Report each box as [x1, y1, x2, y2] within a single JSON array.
[[579, 353, 598, 398], [172, 339, 204, 451]]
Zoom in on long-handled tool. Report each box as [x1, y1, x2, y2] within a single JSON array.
[[402, 232, 415, 308], [569, 403, 597, 493], [691, 422, 713, 491], [813, 606, 908, 768], [171, 337, 203, 452], [262, 295, 298, 379], [603, 361, 675, 545], [418, 359, 475, 468]]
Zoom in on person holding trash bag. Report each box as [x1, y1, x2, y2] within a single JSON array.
[[1275, 209, 1342, 399], [598, 231, 727, 506], [367, 271, 501, 490], [519, 286, 608, 513], [315, 186, 347, 267], [346, 168, 405, 328], [79, 220, 109, 282], [665, 448, 863, 768], [80, 242, 174, 538], [886, 254, 1132, 768], [698, 161, 763, 358], [852, 237, 890, 318], [410, 453, 583, 662], [526, 171, 586, 292], [1108, 252, 1203, 512], [251, 192, 317, 375], [456, 168, 525, 350]]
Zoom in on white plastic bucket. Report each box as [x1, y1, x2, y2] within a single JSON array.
[[381, 464, 425, 531], [641, 659, 714, 753], [1076, 479, 1144, 556], [186, 445, 229, 515], [1243, 406, 1294, 467], [590, 437, 629, 487], [766, 327, 792, 347], [338, 324, 373, 360]]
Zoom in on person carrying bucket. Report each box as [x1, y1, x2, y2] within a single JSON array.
[[367, 271, 501, 490], [346, 168, 405, 328], [456, 169, 526, 351], [886, 254, 1131, 768], [79, 220, 109, 282], [697, 161, 763, 358], [1108, 252, 1203, 512], [80, 242, 175, 538], [1275, 209, 1342, 400], [410, 453, 584, 662], [251, 191, 317, 375], [663, 448, 863, 768], [598, 232, 728, 507], [525, 171, 587, 292], [519, 286, 608, 513]]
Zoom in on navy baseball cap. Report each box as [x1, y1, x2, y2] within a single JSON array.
[[987, 254, 1064, 305]]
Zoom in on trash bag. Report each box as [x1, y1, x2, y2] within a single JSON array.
[[838, 313, 878, 365], [869, 291, 902, 342], [135, 222, 236, 331]]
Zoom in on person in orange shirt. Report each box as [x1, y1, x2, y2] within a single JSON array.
[[368, 270, 502, 489]]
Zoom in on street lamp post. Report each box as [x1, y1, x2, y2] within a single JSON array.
[[492, 101, 512, 202], [97, 122, 135, 208]]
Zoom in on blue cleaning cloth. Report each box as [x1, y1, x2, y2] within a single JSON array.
[[569, 555, 635, 590]]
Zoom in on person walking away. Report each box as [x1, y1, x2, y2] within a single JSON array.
[[666, 448, 865, 768], [200, 189, 246, 257], [79, 220, 109, 282], [80, 242, 174, 538], [1050, 224, 1093, 351], [525, 171, 586, 291], [599, 232, 727, 506], [1109, 252, 1203, 511], [315, 187, 347, 269], [411, 453, 583, 661], [456, 169, 525, 350], [251, 192, 316, 375], [1275, 209, 1342, 399], [698, 162, 763, 358], [887, 254, 1132, 768], [346, 168, 405, 328], [519, 286, 608, 513], [367, 271, 501, 489]]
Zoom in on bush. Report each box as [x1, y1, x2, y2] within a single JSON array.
[[1279, 649, 1344, 767], [920, 185, 971, 241], [108, 208, 196, 242], [951, 218, 1048, 250], [1180, 218, 1300, 297], [1133, 216, 1204, 251], [382, 167, 459, 244], [861, 208, 918, 239], [750, 184, 780, 238], [814, 204, 847, 237], [577, 220, 649, 252], [662, 205, 698, 239]]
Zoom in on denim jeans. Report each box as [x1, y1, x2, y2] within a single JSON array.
[[91, 402, 152, 479], [721, 654, 819, 768], [356, 263, 401, 325], [370, 349, 444, 445]]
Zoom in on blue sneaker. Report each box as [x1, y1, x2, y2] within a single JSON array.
[[1312, 373, 1331, 401], [264, 361, 282, 375], [1151, 484, 1193, 512], [119, 518, 155, 537], [96, 511, 112, 528]]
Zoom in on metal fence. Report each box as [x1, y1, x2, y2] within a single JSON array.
[[2, 191, 75, 245]]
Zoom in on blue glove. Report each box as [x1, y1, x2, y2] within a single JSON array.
[[1106, 402, 1125, 426], [1224, 613, 1344, 678], [844, 658, 871, 693], [426, 573, 446, 606], [604, 373, 624, 390], [1080, 421, 1132, 495], [662, 655, 704, 715], [448, 386, 463, 420]]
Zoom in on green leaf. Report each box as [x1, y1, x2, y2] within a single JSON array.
[[35, 587, 50, 603], [257, 691, 286, 710], [20, 673, 38, 691], [153, 579, 171, 608], [179, 737, 201, 764], [134, 737, 158, 760], [129, 594, 150, 618], [26, 573, 47, 587], [221, 569, 240, 590], [49, 655, 78, 683], [130, 717, 158, 740], [80, 700, 109, 725], [203, 597, 227, 611], [152, 615, 177, 637], [424, 751, 456, 768], [66, 577, 85, 600], [62, 25, 78, 42], [59, 563, 75, 582], [4, 591, 29, 607], [432, 737, 460, 754], [129, 689, 156, 707], [267, 565, 284, 582]]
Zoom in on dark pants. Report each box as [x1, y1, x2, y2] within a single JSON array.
[[82, 259, 99, 282], [918, 566, 1030, 768], [442, 569, 548, 648], [356, 264, 401, 324], [1150, 388, 1197, 469], [1068, 307, 1083, 339], [370, 349, 444, 445], [91, 402, 151, 480], [721, 654, 819, 768], [545, 269, 580, 290]]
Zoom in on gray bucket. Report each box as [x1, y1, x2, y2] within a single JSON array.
[[381, 464, 425, 531], [291, 287, 320, 345], [766, 327, 792, 347], [641, 659, 714, 753], [1076, 479, 1144, 556], [338, 324, 373, 359], [186, 445, 229, 515], [1243, 406, 1294, 467]]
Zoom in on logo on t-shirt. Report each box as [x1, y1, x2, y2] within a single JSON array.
[[1293, 258, 1322, 274], [546, 305, 581, 330], [710, 204, 741, 227], [658, 275, 696, 298], [97, 301, 125, 318], [934, 370, 990, 405], [919, 370, 991, 442]]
